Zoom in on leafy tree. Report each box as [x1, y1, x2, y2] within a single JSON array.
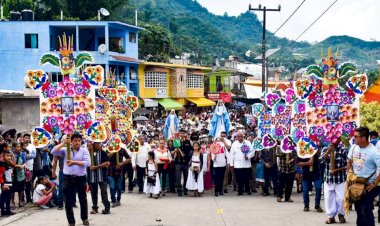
[[138, 23, 178, 62], [360, 101, 380, 131]]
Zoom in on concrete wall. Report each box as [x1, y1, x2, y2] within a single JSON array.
[[0, 97, 39, 132]]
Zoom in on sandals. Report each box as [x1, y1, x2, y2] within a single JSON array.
[[277, 197, 282, 202], [325, 218, 336, 224], [338, 215, 346, 223]]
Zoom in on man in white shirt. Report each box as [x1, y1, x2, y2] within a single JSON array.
[[132, 134, 151, 194], [230, 130, 255, 195], [23, 133, 36, 203]]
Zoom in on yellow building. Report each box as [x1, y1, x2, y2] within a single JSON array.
[[138, 62, 216, 110]]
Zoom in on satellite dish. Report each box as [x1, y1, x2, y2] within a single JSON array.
[[98, 44, 107, 54], [100, 8, 110, 17]]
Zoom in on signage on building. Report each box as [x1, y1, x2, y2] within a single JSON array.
[[207, 93, 219, 101], [207, 92, 231, 103], [156, 89, 167, 98], [220, 92, 232, 103]]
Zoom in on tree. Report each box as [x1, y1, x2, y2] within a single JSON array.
[[360, 101, 380, 131], [138, 23, 178, 62]]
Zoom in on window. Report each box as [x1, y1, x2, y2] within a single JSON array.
[[48, 72, 63, 83], [186, 74, 204, 88], [25, 34, 38, 48], [130, 68, 137, 80], [129, 32, 136, 43], [144, 71, 167, 88], [216, 76, 223, 92]]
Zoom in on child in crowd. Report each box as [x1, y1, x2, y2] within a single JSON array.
[[11, 142, 26, 208], [144, 151, 160, 199], [0, 143, 15, 216], [33, 176, 55, 209]]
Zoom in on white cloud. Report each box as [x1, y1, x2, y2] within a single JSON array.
[[197, 0, 380, 42]]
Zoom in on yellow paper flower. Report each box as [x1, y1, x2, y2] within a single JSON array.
[[295, 81, 302, 87], [32, 131, 39, 138], [41, 137, 48, 145], [36, 70, 43, 78], [99, 134, 105, 140], [41, 107, 47, 114], [297, 89, 303, 97], [33, 140, 39, 146], [95, 66, 102, 74], [28, 80, 36, 88], [86, 67, 94, 74], [90, 133, 97, 140], [27, 71, 34, 77], [41, 102, 47, 107], [299, 140, 306, 149], [95, 75, 102, 83]]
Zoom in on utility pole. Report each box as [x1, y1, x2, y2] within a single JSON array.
[[249, 4, 280, 93]]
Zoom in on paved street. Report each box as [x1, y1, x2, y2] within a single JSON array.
[[0, 188, 359, 226]]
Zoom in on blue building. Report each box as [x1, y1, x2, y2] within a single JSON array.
[[0, 20, 142, 95]]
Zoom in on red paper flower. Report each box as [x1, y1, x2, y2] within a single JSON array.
[[309, 134, 318, 143], [82, 79, 91, 89], [43, 123, 53, 133], [41, 80, 51, 92], [84, 120, 92, 129]]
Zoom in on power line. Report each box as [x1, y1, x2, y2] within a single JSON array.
[[267, 0, 307, 40], [274, 0, 338, 59]]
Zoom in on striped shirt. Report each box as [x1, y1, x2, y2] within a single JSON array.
[[320, 146, 348, 184]]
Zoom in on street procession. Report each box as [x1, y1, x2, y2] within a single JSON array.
[[0, 0, 380, 226]]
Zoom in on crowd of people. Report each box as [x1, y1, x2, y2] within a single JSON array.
[[1, 106, 380, 226]]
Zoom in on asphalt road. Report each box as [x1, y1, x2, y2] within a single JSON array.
[[0, 187, 361, 226]]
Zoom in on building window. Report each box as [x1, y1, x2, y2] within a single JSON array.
[[25, 34, 38, 48], [129, 32, 136, 43], [130, 68, 137, 80], [48, 72, 63, 83], [144, 71, 167, 88], [186, 74, 204, 88]]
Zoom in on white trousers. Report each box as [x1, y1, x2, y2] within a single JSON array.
[[324, 182, 345, 218]]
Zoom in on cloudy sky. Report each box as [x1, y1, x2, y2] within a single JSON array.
[[197, 0, 380, 42]]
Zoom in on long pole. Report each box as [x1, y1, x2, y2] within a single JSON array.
[[249, 4, 281, 93]]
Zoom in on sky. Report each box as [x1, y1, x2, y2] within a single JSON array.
[[196, 0, 380, 42]]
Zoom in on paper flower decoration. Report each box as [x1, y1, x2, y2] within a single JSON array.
[[107, 134, 122, 153], [263, 134, 276, 148], [285, 88, 298, 105], [26, 70, 48, 90], [241, 143, 251, 156], [128, 139, 140, 153], [281, 135, 296, 153], [265, 92, 281, 108], [86, 122, 107, 142], [346, 74, 368, 95], [31, 127, 52, 148], [252, 138, 264, 151], [210, 142, 223, 154], [252, 103, 265, 117], [297, 137, 317, 159]]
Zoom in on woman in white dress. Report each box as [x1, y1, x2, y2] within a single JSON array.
[[144, 151, 161, 199], [154, 139, 172, 196], [186, 142, 204, 197]]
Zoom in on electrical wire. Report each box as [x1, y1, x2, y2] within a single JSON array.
[[274, 0, 338, 59], [267, 0, 307, 40]]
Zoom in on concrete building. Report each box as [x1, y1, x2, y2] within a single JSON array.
[[0, 20, 142, 132], [138, 62, 215, 110], [0, 20, 142, 95]]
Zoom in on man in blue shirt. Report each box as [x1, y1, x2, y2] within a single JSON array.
[[348, 127, 380, 226]]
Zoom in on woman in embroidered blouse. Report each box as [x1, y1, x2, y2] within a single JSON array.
[[154, 139, 172, 196]]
